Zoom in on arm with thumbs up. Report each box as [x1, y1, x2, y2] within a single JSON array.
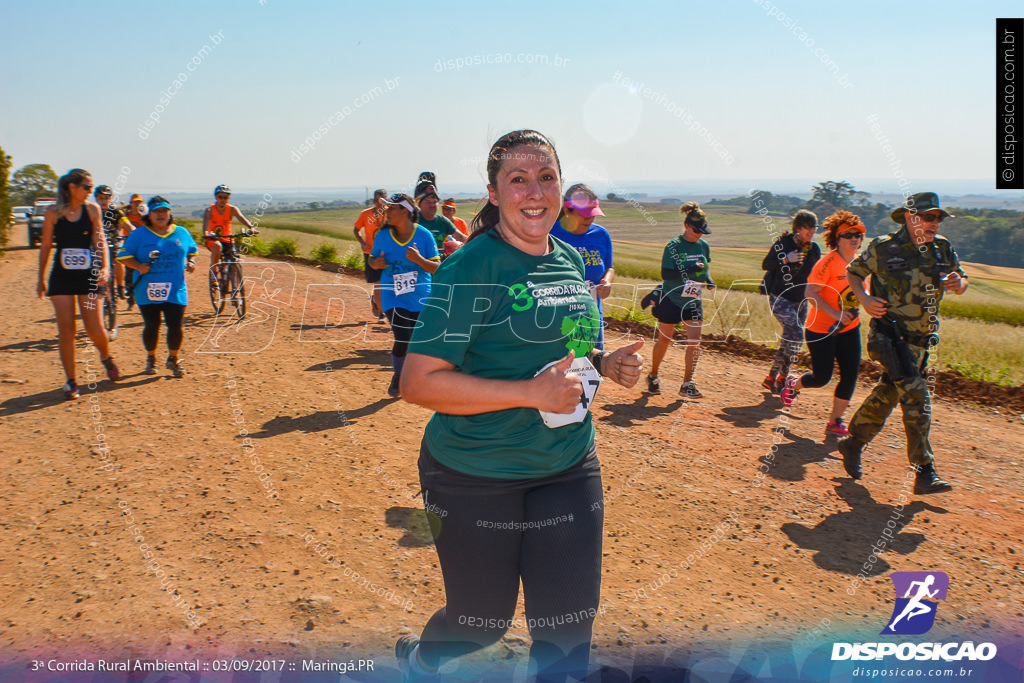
[[591, 339, 645, 388]]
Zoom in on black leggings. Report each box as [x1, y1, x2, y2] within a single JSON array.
[[416, 444, 604, 683], [385, 307, 419, 357], [139, 303, 186, 353], [800, 326, 861, 400]]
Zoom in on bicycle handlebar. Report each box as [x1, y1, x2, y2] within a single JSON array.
[[204, 230, 259, 240]]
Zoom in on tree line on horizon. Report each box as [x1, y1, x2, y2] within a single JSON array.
[[708, 181, 1024, 269], [3, 163, 1021, 269]]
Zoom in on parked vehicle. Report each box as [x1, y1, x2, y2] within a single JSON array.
[[28, 198, 56, 248], [12, 206, 32, 224]]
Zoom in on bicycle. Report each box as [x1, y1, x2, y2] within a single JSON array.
[[124, 265, 135, 310], [206, 231, 256, 317], [99, 242, 119, 340], [100, 275, 118, 341]]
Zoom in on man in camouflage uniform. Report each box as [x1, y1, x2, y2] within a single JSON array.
[[838, 192, 968, 494]]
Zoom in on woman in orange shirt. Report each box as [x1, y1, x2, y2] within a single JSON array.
[[781, 211, 866, 437]]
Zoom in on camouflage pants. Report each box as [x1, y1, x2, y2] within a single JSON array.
[[847, 339, 934, 467], [768, 295, 806, 378]]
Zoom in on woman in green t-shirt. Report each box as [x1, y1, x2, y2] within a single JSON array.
[[396, 130, 645, 683], [647, 202, 715, 399]]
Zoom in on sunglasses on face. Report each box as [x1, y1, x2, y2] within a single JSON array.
[[216, 194, 230, 200], [79, 183, 93, 191], [838, 232, 864, 240], [913, 212, 943, 224]]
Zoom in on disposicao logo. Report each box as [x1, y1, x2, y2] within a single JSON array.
[[882, 571, 948, 635], [831, 570, 998, 662]]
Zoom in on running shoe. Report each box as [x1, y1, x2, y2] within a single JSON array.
[[395, 634, 438, 682], [166, 357, 186, 378], [387, 374, 401, 398], [680, 381, 703, 399], [646, 375, 661, 393], [780, 376, 800, 407], [143, 357, 157, 375], [63, 381, 80, 401], [761, 375, 784, 394], [825, 419, 850, 437], [102, 356, 120, 381]]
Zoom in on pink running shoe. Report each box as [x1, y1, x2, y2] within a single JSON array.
[[825, 419, 850, 437], [780, 376, 800, 407]]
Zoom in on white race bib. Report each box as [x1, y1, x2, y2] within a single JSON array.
[[146, 282, 172, 302], [681, 280, 703, 299], [61, 248, 92, 270], [393, 271, 418, 296], [586, 280, 597, 301], [535, 356, 603, 429]]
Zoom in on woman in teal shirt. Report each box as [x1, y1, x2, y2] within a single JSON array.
[[647, 202, 715, 399], [398, 130, 644, 683]]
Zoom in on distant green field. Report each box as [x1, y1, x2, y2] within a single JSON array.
[[254, 203, 786, 248], [253, 203, 1022, 384], [258, 203, 1024, 328]]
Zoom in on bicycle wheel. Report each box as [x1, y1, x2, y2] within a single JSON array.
[[124, 268, 135, 309], [209, 266, 225, 314], [103, 285, 118, 340], [228, 262, 245, 317]]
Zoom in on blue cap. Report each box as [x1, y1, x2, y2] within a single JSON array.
[[148, 198, 171, 211]]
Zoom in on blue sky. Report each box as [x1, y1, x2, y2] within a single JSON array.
[[0, 0, 1018, 196]]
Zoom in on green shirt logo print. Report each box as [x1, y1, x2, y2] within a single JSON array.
[[508, 283, 534, 311], [561, 314, 599, 356]]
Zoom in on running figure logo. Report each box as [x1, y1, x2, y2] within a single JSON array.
[[881, 571, 949, 635]]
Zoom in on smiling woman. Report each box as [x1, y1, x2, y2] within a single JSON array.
[[394, 130, 646, 683], [468, 133, 562, 255]]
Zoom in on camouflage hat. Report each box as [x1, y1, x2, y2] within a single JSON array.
[[890, 192, 954, 225]]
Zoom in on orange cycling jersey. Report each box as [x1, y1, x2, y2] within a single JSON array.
[[124, 208, 144, 235], [208, 204, 233, 239]]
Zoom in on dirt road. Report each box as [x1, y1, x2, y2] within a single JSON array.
[[1, 232, 1021, 679]]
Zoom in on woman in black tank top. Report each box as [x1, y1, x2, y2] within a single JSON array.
[[37, 168, 120, 399]]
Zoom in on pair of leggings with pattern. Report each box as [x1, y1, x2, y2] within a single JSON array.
[[768, 295, 806, 378]]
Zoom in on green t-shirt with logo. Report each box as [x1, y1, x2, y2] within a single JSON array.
[[408, 231, 601, 479], [417, 214, 457, 249], [661, 236, 711, 307]]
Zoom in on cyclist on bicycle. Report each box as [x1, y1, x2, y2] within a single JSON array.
[[202, 184, 256, 277], [94, 185, 132, 299]]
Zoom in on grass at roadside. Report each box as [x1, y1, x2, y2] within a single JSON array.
[[258, 206, 1023, 384], [602, 275, 1024, 387]]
